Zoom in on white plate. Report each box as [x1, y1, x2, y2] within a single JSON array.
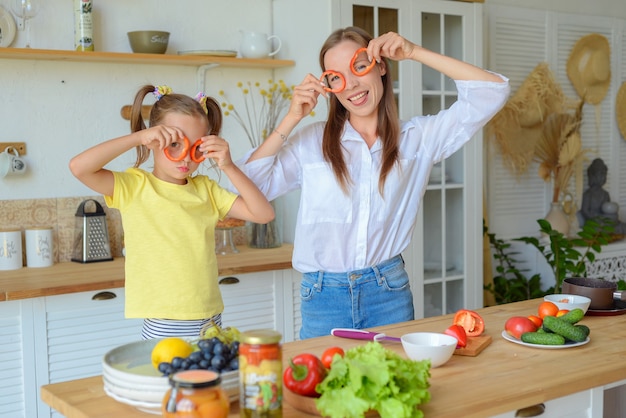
[[501, 330, 590, 349], [177, 49, 237, 57], [0, 6, 17, 48], [103, 386, 161, 415]]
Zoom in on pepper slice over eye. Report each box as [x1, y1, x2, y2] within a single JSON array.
[[164, 136, 191, 162], [349, 47, 376, 76], [190, 139, 205, 163], [320, 70, 346, 93]]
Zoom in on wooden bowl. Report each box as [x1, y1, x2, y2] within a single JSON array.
[[282, 388, 378, 417]]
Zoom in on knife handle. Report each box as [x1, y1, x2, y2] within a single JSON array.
[[330, 328, 378, 340]]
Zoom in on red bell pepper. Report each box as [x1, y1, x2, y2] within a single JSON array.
[[453, 309, 485, 337], [444, 324, 467, 348], [283, 353, 327, 398]]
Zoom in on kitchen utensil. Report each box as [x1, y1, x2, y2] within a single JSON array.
[[239, 31, 281, 58], [330, 328, 401, 342], [401, 332, 457, 367], [561, 277, 626, 310], [586, 299, 626, 316], [71, 199, 113, 263], [127, 30, 169, 54], [543, 294, 591, 314], [501, 330, 589, 349]]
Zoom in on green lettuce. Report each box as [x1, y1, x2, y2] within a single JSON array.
[[315, 342, 431, 418]]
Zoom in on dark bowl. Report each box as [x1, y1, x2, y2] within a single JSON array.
[[561, 277, 617, 310]]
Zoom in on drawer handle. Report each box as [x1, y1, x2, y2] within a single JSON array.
[[92, 291, 117, 301], [515, 403, 545, 417], [219, 276, 240, 285]]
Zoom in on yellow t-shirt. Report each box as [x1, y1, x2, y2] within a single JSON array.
[[105, 168, 238, 320]]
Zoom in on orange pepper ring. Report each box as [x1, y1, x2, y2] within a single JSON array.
[[190, 139, 205, 163], [164, 136, 191, 162], [350, 47, 376, 76], [320, 70, 346, 93]]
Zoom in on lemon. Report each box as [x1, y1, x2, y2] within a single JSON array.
[[151, 337, 194, 370]]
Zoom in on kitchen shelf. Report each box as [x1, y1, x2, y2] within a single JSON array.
[[0, 47, 295, 68]]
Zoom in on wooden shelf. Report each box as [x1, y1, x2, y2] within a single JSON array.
[[0, 47, 295, 68]]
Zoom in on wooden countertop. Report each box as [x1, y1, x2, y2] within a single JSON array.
[[0, 244, 293, 301], [41, 298, 626, 417]]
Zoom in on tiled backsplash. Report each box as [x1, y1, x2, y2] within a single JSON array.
[[0, 197, 246, 265]]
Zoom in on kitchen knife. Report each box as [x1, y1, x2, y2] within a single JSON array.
[[330, 328, 401, 342]]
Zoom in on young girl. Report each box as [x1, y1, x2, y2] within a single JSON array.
[[69, 85, 274, 339], [237, 28, 510, 339]]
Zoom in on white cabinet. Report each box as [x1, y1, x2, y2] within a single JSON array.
[[33, 288, 143, 418], [338, 0, 484, 318], [0, 299, 37, 418]]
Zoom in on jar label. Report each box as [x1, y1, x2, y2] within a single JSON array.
[[240, 358, 282, 415]]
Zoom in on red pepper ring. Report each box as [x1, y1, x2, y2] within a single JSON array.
[[350, 47, 376, 76], [163, 136, 191, 162], [320, 70, 346, 93], [190, 139, 205, 163]]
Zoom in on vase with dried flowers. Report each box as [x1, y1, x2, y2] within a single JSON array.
[[487, 62, 589, 236], [219, 80, 295, 248]]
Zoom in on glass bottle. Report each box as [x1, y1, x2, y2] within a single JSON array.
[[162, 369, 229, 418]]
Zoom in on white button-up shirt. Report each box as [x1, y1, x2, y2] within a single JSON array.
[[238, 76, 510, 273]]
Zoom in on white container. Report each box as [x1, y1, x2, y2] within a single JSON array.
[[25, 227, 53, 268], [74, 0, 94, 51], [0, 229, 23, 270]]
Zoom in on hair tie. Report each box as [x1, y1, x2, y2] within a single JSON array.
[[195, 92, 209, 114], [153, 85, 172, 100]]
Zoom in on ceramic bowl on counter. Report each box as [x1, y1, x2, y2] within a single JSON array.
[[400, 332, 456, 368], [102, 338, 238, 415], [544, 294, 591, 314]]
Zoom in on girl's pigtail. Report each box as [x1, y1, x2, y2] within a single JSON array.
[[130, 85, 156, 167], [204, 96, 223, 135]]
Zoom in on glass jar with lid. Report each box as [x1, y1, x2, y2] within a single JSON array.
[[162, 369, 229, 418], [239, 329, 283, 417]]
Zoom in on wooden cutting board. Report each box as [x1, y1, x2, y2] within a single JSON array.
[[454, 334, 492, 356]]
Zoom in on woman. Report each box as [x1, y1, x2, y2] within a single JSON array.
[[237, 27, 510, 338]]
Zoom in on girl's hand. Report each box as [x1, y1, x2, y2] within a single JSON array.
[[366, 31, 419, 63], [288, 74, 326, 121], [199, 135, 233, 168], [138, 125, 186, 150]]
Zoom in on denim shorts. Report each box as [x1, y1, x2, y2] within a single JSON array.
[[299, 255, 414, 339]]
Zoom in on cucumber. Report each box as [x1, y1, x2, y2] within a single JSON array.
[[558, 308, 585, 324], [575, 324, 591, 338], [543, 316, 588, 342], [521, 332, 566, 345]]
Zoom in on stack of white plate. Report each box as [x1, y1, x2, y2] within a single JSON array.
[[102, 338, 239, 415]]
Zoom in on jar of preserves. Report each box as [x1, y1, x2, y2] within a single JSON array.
[[162, 369, 229, 418], [239, 329, 283, 418]]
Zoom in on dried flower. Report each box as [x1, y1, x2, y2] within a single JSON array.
[[219, 80, 294, 148]]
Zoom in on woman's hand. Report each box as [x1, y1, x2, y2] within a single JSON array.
[[366, 31, 419, 63], [199, 135, 233, 168], [287, 74, 327, 121]]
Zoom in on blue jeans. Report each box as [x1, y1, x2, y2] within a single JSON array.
[[299, 255, 414, 339]]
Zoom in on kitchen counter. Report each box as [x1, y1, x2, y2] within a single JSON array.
[[0, 244, 293, 301], [41, 298, 626, 417]]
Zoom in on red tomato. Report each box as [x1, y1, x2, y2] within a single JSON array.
[[320, 346, 345, 369], [504, 316, 538, 340], [527, 315, 543, 328], [538, 301, 559, 319], [556, 309, 570, 317], [444, 324, 467, 348], [453, 309, 485, 337]]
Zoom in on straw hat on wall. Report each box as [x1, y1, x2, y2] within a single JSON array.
[[566, 33, 611, 105], [617, 82, 626, 140]]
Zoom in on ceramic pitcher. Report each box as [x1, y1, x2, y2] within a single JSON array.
[[240, 31, 281, 58]]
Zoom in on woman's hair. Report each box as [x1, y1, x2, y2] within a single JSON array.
[[129, 85, 222, 167], [319, 26, 400, 195]]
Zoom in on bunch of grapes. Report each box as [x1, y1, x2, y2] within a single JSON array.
[[157, 337, 239, 376]]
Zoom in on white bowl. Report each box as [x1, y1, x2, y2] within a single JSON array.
[[400, 332, 456, 368], [544, 294, 591, 314]]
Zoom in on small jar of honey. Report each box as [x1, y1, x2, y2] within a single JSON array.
[[162, 369, 229, 418]]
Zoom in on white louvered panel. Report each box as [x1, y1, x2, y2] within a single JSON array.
[[291, 273, 302, 341], [43, 289, 142, 384], [0, 302, 26, 418], [487, 5, 549, 239], [618, 24, 626, 221], [220, 272, 277, 332]]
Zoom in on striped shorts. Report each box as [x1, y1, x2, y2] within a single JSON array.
[[140, 314, 222, 340]]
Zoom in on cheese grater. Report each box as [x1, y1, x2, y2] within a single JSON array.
[[71, 199, 113, 263]]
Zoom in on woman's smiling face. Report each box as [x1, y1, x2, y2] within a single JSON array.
[[323, 40, 386, 118]]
